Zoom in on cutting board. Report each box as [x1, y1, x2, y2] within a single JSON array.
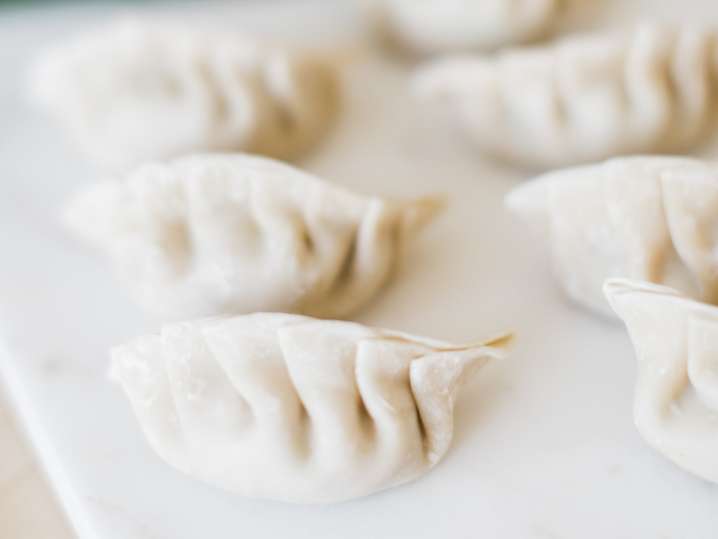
[[1, 1, 717, 537]]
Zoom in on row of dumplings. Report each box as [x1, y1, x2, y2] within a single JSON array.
[[64, 153, 492, 504], [388, 0, 718, 490], [512, 156, 718, 486], [30, 8, 505, 505], [33, 0, 573, 171], [67, 152, 718, 502], [30, 2, 718, 504], [35, 7, 718, 172]]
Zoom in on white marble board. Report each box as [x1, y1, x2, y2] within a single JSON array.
[[1, 1, 718, 538]]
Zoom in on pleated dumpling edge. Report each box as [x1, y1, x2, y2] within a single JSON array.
[[63, 153, 445, 321], [414, 23, 718, 169], [604, 278, 718, 484], [506, 156, 718, 317], [30, 18, 342, 169], [110, 313, 512, 504]]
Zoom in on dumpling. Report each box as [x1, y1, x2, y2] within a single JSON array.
[[605, 279, 718, 484], [506, 156, 718, 316], [414, 23, 718, 168], [366, 0, 562, 55], [30, 19, 340, 169], [110, 312, 511, 503], [63, 153, 443, 320]]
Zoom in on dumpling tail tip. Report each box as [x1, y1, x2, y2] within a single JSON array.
[[603, 278, 683, 317], [436, 332, 514, 363], [482, 332, 514, 353], [467, 332, 514, 363], [504, 179, 549, 217], [400, 194, 447, 237]]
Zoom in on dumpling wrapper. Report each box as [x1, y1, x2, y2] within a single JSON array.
[[30, 18, 340, 169], [110, 312, 511, 504], [415, 23, 718, 168], [366, 0, 562, 55], [605, 279, 718, 484], [63, 153, 444, 321], [506, 156, 718, 317]]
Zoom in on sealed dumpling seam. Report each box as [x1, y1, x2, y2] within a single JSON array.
[[63, 154, 445, 320], [110, 313, 511, 503], [30, 18, 341, 169], [414, 23, 718, 168], [605, 278, 718, 484], [506, 156, 718, 316]]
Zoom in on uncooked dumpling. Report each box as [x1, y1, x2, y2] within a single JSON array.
[[605, 279, 718, 484], [367, 0, 562, 55], [506, 156, 718, 316], [63, 154, 443, 320], [30, 19, 340, 169], [415, 23, 718, 168], [111, 312, 511, 503]]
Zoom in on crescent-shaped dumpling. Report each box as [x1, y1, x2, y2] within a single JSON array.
[[415, 23, 718, 168], [110, 313, 511, 503], [63, 154, 443, 320], [605, 279, 718, 484], [30, 19, 340, 169], [506, 156, 718, 316], [367, 0, 562, 55]]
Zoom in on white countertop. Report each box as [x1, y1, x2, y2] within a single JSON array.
[[2, 1, 718, 539]]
